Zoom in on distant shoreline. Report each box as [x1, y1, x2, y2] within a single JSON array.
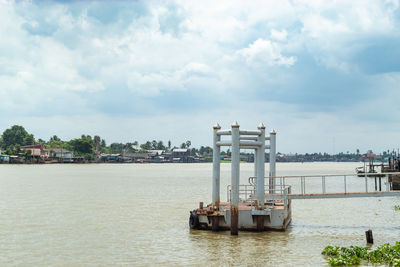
[[0, 160, 364, 165]]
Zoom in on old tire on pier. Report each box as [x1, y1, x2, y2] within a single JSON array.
[[189, 211, 200, 229]]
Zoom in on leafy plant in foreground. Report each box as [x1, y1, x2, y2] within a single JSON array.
[[322, 242, 400, 266]]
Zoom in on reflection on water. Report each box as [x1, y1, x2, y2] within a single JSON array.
[[0, 163, 399, 265]]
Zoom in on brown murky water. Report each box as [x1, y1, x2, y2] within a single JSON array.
[[0, 163, 399, 266]]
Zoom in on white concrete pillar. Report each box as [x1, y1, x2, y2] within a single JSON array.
[[257, 123, 266, 209], [269, 130, 276, 194], [212, 123, 221, 209], [231, 121, 240, 235], [254, 148, 258, 179]]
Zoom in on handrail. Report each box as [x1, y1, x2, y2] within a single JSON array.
[[234, 172, 400, 200], [248, 172, 400, 184], [274, 172, 400, 178], [233, 173, 400, 202]]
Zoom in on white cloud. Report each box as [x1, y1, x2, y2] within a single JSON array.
[[1, 0, 400, 153], [270, 29, 287, 41], [235, 38, 296, 67]]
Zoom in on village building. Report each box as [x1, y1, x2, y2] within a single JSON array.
[[123, 153, 150, 163], [172, 148, 193, 163], [148, 150, 167, 163], [48, 148, 74, 162], [20, 145, 74, 162], [20, 144, 49, 159], [100, 154, 122, 162], [0, 149, 10, 163]]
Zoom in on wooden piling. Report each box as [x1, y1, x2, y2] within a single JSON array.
[[256, 216, 264, 232], [231, 207, 238, 235], [212, 217, 219, 232], [365, 229, 373, 244]]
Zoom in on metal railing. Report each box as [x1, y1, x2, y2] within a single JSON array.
[[227, 179, 292, 208], [226, 184, 256, 203], [229, 172, 400, 202], [276, 172, 400, 194]]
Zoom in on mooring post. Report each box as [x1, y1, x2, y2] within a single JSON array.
[[269, 130, 276, 194], [231, 121, 240, 235], [212, 123, 221, 231], [386, 174, 390, 191], [256, 123, 266, 231], [365, 229, 373, 244]]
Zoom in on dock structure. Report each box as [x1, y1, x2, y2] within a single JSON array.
[[189, 122, 400, 235], [190, 122, 290, 234]]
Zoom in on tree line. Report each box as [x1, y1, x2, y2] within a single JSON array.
[[0, 125, 213, 160]]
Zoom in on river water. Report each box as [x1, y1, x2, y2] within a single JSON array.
[[0, 162, 399, 266]]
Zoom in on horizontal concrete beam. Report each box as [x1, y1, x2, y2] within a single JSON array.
[[216, 141, 271, 149], [240, 136, 258, 141], [239, 130, 261, 136], [217, 130, 231, 136]]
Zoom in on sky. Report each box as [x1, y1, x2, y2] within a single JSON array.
[[0, 0, 400, 154]]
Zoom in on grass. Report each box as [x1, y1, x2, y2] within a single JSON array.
[[322, 242, 400, 266], [221, 160, 247, 163]]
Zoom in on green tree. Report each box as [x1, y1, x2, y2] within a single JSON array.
[[2, 125, 28, 149], [151, 140, 158, 150], [110, 143, 124, 154], [5, 147, 14, 155], [93, 135, 101, 155], [140, 141, 151, 151], [23, 134, 35, 146], [156, 141, 165, 150], [185, 140, 191, 148], [49, 135, 61, 142], [69, 136, 94, 156], [24, 149, 32, 158], [37, 138, 46, 144], [48, 137, 65, 148]]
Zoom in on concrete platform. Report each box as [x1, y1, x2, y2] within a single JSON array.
[[191, 200, 292, 231]]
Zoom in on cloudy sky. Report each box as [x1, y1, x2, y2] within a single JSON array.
[[1, 0, 399, 153]]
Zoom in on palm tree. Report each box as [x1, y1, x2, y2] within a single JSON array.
[[94, 135, 101, 156]]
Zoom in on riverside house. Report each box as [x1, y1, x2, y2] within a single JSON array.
[[20, 145, 73, 162], [49, 148, 73, 162], [172, 148, 193, 163], [20, 144, 49, 159], [0, 149, 10, 163]]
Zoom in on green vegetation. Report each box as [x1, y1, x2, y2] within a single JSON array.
[[221, 160, 246, 163], [140, 140, 167, 151], [394, 205, 400, 211], [322, 243, 400, 266], [0, 125, 214, 161], [69, 135, 94, 160], [2, 125, 30, 149]]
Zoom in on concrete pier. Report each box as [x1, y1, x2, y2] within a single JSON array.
[[190, 122, 288, 235], [269, 130, 276, 194], [212, 123, 221, 231], [230, 122, 240, 235], [256, 124, 265, 231]]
